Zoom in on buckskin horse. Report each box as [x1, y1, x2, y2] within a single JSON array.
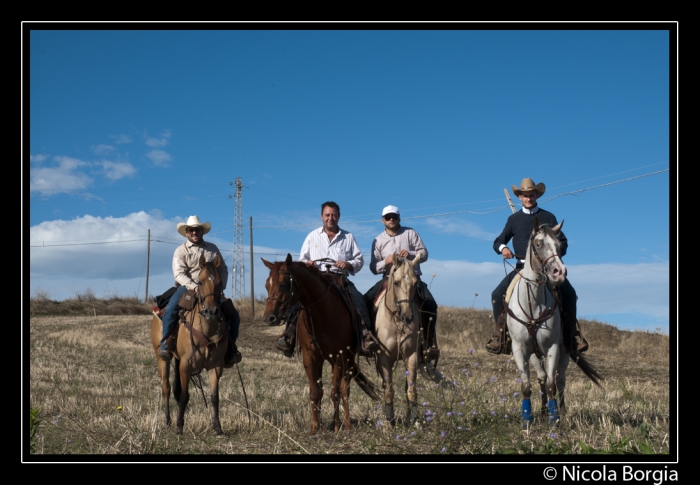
[[262, 254, 380, 435], [150, 254, 230, 435], [507, 217, 602, 430], [373, 251, 423, 426]]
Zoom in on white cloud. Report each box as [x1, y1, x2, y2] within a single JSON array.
[[111, 134, 133, 144], [92, 144, 115, 155], [30, 154, 49, 164], [145, 131, 171, 148], [425, 217, 496, 241], [29, 156, 93, 195], [98, 161, 136, 180], [147, 149, 172, 166]]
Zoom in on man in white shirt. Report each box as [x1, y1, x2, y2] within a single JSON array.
[[277, 201, 379, 356], [365, 205, 440, 363], [158, 215, 241, 367]]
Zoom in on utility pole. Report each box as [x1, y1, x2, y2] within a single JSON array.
[[145, 229, 150, 303], [232, 178, 245, 302], [249, 216, 254, 318]]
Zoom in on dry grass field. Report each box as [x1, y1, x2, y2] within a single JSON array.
[[27, 294, 672, 460]]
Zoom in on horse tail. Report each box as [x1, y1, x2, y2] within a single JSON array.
[[353, 370, 381, 401], [570, 353, 603, 387]]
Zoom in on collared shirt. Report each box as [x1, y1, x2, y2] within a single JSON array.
[[369, 226, 428, 276], [299, 227, 364, 275], [173, 240, 229, 291], [493, 205, 567, 265]]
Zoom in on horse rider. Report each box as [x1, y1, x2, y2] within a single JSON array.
[[158, 215, 242, 367], [275, 201, 380, 356], [485, 178, 588, 355], [364, 205, 440, 364]]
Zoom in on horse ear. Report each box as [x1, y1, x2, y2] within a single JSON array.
[[411, 251, 423, 266], [213, 254, 221, 268], [553, 220, 564, 234], [285, 253, 293, 265], [393, 251, 401, 267], [199, 254, 207, 268], [262, 258, 274, 270], [533, 216, 540, 233]]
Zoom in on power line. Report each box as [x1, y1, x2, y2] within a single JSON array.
[[29, 168, 668, 247]]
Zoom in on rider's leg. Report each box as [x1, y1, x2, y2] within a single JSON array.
[[363, 278, 384, 328], [486, 270, 517, 352], [350, 282, 379, 353], [159, 285, 188, 360], [559, 279, 588, 352], [220, 298, 242, 366]]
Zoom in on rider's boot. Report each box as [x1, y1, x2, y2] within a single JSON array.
[[485, 308, 508, 354], [360, 327, 380, 355], [425, 316, 440, 362], [221, 299, 243, 367], [275, 320, 296, 358]]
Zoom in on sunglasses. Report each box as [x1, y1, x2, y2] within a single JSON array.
[[186, 227, 203, 234], [384, 214, 399, 221]]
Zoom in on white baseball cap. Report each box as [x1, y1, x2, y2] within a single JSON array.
[[381, 205, 400, 217]]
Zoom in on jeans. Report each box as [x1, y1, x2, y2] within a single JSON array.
[[161, 285, 188, 345]]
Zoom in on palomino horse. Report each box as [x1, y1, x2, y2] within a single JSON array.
[[262, 254, 380, 435], [507, 217, 601, 430], [374, 252, 423, 426], [150, 254, 229, 435]]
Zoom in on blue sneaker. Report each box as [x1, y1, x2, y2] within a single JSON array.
[[158, 342, 171, 361]]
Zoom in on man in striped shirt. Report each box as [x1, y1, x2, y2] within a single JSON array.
[[295, 201, 379, 355], [365, 205, 440, 363]]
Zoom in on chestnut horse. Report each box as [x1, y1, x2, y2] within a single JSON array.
[[150, 254, 229, 435], [374, 252, 423, 426], [262, 254, 380, 435]]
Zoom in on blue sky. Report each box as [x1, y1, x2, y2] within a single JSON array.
[[26, 24, 675, 334]]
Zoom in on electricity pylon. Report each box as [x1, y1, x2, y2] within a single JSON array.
[[232, 177, 245, 301]]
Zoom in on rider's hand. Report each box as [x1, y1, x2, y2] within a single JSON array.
[[384, 254, 393, 265], [305, 260, 315, 267], [398, 249, 410, 258], [334, 260, 348, 271], [194, 286, 199, 294], [501, 248, 514, 259]]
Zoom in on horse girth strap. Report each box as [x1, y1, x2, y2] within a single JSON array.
[[182, 310, 219, 351]]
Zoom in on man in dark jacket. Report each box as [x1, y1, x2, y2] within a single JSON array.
[[485, 178, 588, 354]]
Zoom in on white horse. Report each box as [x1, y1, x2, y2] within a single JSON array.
[[507, 217, 601, 430], [374, 252, 423, 426]]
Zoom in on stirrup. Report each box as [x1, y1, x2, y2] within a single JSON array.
[[485, 334, 503, 354]]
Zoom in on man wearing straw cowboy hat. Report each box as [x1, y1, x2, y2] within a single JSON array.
[[485, 178, 588, 355], [158, 215, 242, 367]]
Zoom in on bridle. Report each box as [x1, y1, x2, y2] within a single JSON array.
[[507, 226, 561, 357]]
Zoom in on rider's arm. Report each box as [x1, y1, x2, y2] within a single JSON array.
[[493, 215, 515, 256], [298, 233, 313, 264], [408, 230, 428, 263], [369, 238, 385, 275], [343, 234, 364, 276]]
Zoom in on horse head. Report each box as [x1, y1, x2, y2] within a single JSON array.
[[262, 253, 296, 326], [197, 253, 223, 321], [387, 251, 421, 324], [530, 217, 566, 287]]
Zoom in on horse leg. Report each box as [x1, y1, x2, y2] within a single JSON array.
[[544, 344, 561, 427], [331, 360, 342, 433], [158, 357, 172, 426], [304, 353, 323, 436], [405, 351, 419, 425], [176, 365, 191, 435], [514, 349, 533, 431], [340, 361, 352, 431], [529, 353, 548, 418], [556, 352, 570, 415], [378, 354, 395, 426], [208, 367, 224, 435]]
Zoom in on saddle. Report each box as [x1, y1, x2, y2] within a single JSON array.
[[485, 275, 522, 356]]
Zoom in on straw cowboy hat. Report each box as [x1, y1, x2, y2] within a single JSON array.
[[177, 215, 212, 237], [512, 178, 546, 197]]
